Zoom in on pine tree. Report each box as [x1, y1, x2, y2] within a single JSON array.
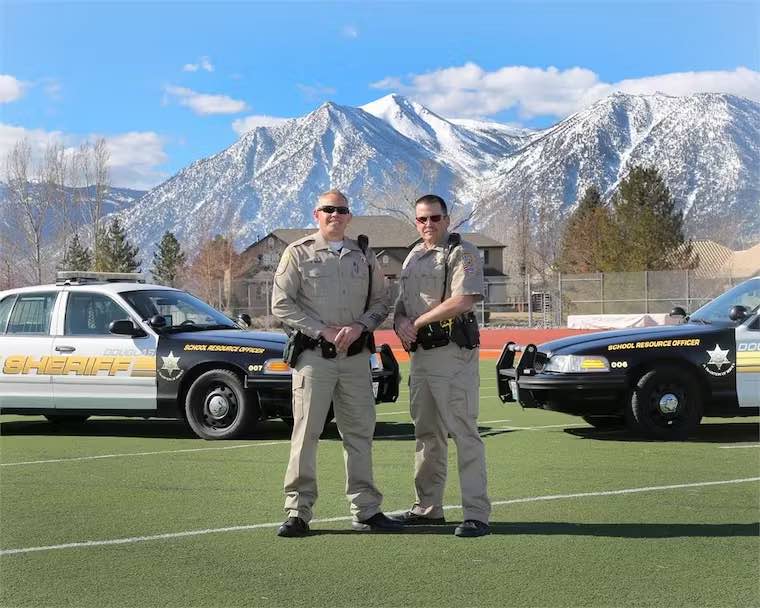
[[151, 231, 186, 286], [60, 233, 92, 271], [556, 186, 617, 273], [610, 165, 692, 271], [95, 217, 141, 273]]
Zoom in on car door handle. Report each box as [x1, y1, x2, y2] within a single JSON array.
[[55, 345, 76, 353]]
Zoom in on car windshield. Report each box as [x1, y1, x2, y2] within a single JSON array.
[[689, 277, 760, 326], [121, 289, 238, 332]]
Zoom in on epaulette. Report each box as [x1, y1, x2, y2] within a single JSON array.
[[290, 233, 318, 248]]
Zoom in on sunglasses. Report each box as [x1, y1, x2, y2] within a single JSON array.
[[415, 214, 445, 224], [316, 205, 350, 215]]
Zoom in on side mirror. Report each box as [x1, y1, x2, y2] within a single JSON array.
[[109, 319, 146, 337], [237, 313, 252, 328], [148, 314, 167, 329], [729, 305, 749, 322], [669, 306, 687, 318]]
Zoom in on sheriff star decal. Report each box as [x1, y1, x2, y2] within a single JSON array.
[[158, 351, 184, 381], [703, 344, 735, 377]]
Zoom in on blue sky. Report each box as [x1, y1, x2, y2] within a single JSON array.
[[1, 0, 758, 189]]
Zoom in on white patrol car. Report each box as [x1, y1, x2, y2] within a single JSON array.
[[0, 272, 400, 439]]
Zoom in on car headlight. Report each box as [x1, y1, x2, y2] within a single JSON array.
[[263, 359, 291, 374], [543, 354, 610, 373]]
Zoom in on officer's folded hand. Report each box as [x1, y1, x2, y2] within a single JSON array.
[[320, 327, 341, 345], [394, 316, 417, 346], [334, 323, 363, 352]]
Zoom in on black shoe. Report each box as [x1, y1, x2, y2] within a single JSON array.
[[277, 516, 310, 537], [392, 510, 446, 526], [352, 512, 405, 532], [454, 520, 490, 538]]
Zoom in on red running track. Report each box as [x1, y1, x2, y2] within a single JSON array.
[[374, 328, 596, 361]]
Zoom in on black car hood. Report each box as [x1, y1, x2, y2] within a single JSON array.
[[169, 328, 288, 348], [540, 323, 723, 355]]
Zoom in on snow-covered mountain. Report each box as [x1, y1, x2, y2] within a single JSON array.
[[120, 101, 465, 253], [360, 94, 534, 174], [117, 92, 758, 254], [480, 92, 760, 246]]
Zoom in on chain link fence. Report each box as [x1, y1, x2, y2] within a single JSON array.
[[210, 270, 752, 329]]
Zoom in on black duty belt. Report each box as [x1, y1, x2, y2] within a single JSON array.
[[410, 312, 480, 352], [304, 332, 371, 359]]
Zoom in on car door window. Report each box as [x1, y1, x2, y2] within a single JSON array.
[[6, 293, 57, 334], [65, 293, 132, 336], [0, 295, 17, 334]]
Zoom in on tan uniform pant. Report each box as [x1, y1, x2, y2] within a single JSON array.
[[284, 348, 383, 523], [408, 342, 491, 522]]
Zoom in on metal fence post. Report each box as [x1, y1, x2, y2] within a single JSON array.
[[265, 278, 271, 328], [686, 270, 691, 312], [527, 273, 533, 328], [557, 272, 562, 327], [644, 270, 649, 314], [600, 272, 604, 314]]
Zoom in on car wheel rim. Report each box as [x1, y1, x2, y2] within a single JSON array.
[[201, 384, 238, 430], [647, 382, 687, 428], [658, 393, 679, 415]]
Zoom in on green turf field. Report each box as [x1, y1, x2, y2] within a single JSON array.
[[1, 361, 759, 608]]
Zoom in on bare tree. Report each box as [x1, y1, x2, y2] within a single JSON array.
[[5, 139, 55, 285], [362, 160, 440, 223], [72, 138, 110, 263], [41, 141, 71, 252], [361, 160, 482, 231]]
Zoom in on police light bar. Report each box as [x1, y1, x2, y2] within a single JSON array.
[[56, 271, 146, 285]]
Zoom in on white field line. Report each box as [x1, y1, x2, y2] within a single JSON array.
[[0, 441, 291, 467], [2, 476, 757, 557], [719, 445, 760, 449]]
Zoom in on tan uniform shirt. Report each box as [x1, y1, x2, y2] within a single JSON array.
[[395, 232, 484, 320], [272, 231, 389, 338]]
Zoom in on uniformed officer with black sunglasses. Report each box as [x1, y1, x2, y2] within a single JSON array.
[[271, 189, 403, 536], [393, 194, 491, 537]]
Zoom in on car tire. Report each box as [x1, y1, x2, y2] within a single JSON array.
[[185, 369, 256, 440], [44, 414, 89, 424], [581, 415, 625, 430], [628, 365, 703, 440]]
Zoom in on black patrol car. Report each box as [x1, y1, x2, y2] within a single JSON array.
[[497, 277, 760, 439], [0, 272, 400, 439]]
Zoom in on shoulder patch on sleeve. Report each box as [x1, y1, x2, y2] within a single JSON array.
[[462, 252, 476, 273]]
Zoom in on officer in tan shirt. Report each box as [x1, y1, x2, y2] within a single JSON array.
[[271, 189, 403, 537], [393, 194, 491, 537]]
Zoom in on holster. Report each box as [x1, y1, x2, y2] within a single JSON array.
[[284, 331, 320, 367], [450, 312, 480, 349]]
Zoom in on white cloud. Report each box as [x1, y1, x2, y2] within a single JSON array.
[[0, 123, 168, 190], [297, 83, 337, 101], [164, 85, 247, 115], [182, 56, 215, 73], [342, 24, 359, 39], [232, 114, 292, 136], [370, 64, 760, 120], [105, 132, 169, 190], [0, 74, 25, 103]]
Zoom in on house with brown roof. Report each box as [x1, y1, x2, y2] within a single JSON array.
[[235, 216, 506, 318], [240, 215, 506, 280]]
